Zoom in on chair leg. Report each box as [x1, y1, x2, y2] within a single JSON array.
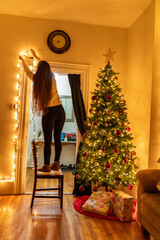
[[58, 178, 60, 196], [31, 179, 37, 208], [60, 176, 64, 209]]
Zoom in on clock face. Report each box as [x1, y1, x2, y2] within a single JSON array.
[[52, 35, 66, 49], [47, 30, 71, 54]]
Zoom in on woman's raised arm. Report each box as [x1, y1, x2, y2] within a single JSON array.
[[19, 55, 34, 80]]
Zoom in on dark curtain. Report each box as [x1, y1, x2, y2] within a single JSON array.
[[68, 74, 91, 196], [68, 74, 86, 135]]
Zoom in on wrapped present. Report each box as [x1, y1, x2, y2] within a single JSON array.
[[156, 180, 160, 191], [112, 190, 134, 222], [82, 191, 113, 216]]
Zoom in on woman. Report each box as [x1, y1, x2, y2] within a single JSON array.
[[19, 49, 65, 172]]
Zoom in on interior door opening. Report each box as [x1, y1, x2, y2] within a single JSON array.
[[25, 72, 77, 194]]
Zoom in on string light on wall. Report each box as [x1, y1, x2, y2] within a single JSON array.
[[0, 50, 35, 183]]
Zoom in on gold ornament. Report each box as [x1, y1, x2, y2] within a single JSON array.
[[97, 72, 102, 78], [79, 163, 83, 169], [85, 138, 89, 144], [98, 150, 102, 155], [114, 111, 119, 116], [91, 158, 94, 164], [108, 133, 112, 140], [119, 174, 122, 178], [94, 162, 99, 166]]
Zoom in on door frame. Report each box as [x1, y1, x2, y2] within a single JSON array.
[[15, 61, 90, 194]]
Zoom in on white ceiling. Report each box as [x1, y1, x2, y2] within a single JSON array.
[[0, 0, 153, 28]]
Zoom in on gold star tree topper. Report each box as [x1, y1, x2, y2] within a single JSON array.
[[103, 48, 116, 63]]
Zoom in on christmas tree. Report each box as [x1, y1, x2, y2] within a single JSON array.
[[76, 49, 138, 192]]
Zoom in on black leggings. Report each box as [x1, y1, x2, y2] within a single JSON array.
[[42, 105, 65, 165]]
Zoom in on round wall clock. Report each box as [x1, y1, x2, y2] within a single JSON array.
[[47, 30, 71, 54]]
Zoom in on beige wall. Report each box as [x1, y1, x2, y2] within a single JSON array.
[[0, 13, 127, 194], [126, 2, 155, 170], [149, 0, 160, 169]]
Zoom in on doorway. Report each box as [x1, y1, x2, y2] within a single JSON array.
[[25, 73, 77, 194], [15, 61, 89, 194]]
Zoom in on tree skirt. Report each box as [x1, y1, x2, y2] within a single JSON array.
[[73, 195, 137, 221]]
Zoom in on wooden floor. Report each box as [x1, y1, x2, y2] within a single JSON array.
[[25, 168, 74, 193], [0, 194, 147, 240], [0, 169, 147, 240]]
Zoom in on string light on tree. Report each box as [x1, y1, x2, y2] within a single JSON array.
[[76, 48, 138, 191]]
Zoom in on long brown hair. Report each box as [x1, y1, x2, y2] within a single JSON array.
[[32, 61, 52, 114]]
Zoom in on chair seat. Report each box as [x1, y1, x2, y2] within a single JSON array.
[[37, 169, 63, 177]]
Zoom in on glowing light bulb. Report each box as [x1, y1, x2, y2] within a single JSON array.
[[20, 51, 24, 56], [15, 112, 18, 120], [14, 135, 18, 140], [33, 59, 37, 66], [16, 83, 19, 90], [17, 74, 20, 79], [15, 97, 19, 102]]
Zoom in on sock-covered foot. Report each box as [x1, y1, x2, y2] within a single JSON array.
[[51, 161, 60, 170], [37, 165, 51, 172]]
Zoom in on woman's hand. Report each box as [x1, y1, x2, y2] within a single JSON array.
[[31, 49, 37, 57], [31, 49, 41, 61], [19, 55, 24, 62]]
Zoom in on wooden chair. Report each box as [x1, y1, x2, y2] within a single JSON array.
[[30, 139, 64, 209]]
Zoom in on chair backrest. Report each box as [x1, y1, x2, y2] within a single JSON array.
[[31, 139, 38, 178]]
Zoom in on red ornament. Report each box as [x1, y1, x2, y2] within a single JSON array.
[[98, 110, 102, 114], [121, 109, 124, 115], [108, 187, 113, 192], [132, 150, 136, 156], [96, 83, 100, 88], [126, 127, 131, 132], [83, 152, 88, 158], [128, 184, 134, 190], [90, 126, 93, 130], [122, 99, 126, 105], [108, 110, 112, 115], [101, 146, 105, 152], [92, 96, 97, 101], [89, 108, 93, 113], [124, 157, 127, 164], [114, 76, 118, 81], [107, 95, 112, 100], [76, 174, 80, 179], [83, 132, 87, 138], [115, 130, 122, 136], [121, 123, 125, 126], [114, 147, 119, 154], [105, 162, 111, 169], [93, 121, 98, 126], [79, 185, 85, 192]]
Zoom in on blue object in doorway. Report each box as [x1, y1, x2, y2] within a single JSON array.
[[61, 132, 66, 141]]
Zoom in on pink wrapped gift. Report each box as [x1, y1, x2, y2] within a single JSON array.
[[82, 191, 113, 216], [112, 190, 134, 222]]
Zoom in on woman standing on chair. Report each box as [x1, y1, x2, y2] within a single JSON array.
[[19, 49, 65, 172]]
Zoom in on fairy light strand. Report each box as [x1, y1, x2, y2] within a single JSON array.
[[0, 49, 35, 183]]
